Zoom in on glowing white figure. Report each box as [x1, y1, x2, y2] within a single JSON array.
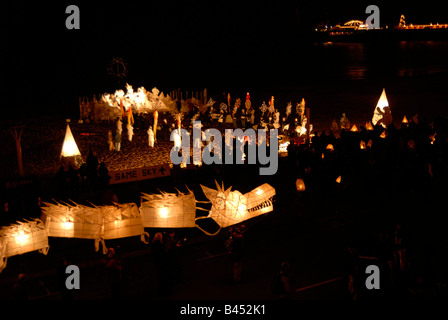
[[127, 123, 134, 142], [147, 126, 155, 147]]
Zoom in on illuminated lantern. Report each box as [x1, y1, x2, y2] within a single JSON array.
[[278, 135, 290, 154], [42, 202, 103, 250], [198, 181, 275, 233], [326, 144, 334, 151], [372, 88, 392, 128], [350, 124, 358, 132], [365, 122, 374, 131], [61, 124, 81, 158], [0, 219, 49, 263], [140, 189, 197, 228], [429, 133, 436, 144], [360, 140, 366, 149], [402, 116, 408, 124], [336, 176, 342, 183], [380, 131, 387, 138], [367, 139, 373, 148], [101, 203, 149, 244], [296, 178, 306, 191]]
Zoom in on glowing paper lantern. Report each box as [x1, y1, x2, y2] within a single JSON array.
[[372, 88, 392, 128], [42, 202, 103, 252], [365, 122, 374, 131], [336, 176, 342, 183], [61, 124, 81, 158], [0, 219, 49, 260], [43, 201, 148, 253], [101, 203, 149, 250], [380, 131, 387, 138], [140, 189, 197, 228], [326, 144, 334, 151], [360, 140, 366, 149], [43, 202, 102, 239], [296, 178, 306, 191], [278, 141, 290, 154], [199, 181, 276, 231], [402, 116, 408, 124], [350, 124, 358, 132]]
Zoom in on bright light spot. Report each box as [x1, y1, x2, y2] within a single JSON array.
[[159, 207, 169, 219], [15, 233, 28, 245], [63, 221, 73, 230]]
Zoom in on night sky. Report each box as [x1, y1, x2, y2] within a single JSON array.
[[3, 1, 448, 118]]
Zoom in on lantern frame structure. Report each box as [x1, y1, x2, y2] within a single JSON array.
[[198, 181, 276, 233], [101, 203, 149, 243], [42, 201, 103, 240], [0, 219, 49, 259], [42, 201, 149, 253], [140, 189, 197, 228]]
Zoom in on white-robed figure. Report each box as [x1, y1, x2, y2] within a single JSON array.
[[273, 109, 281, 129], [127, 123, 134, 142], [117, 118, 123, 134], [147, 125, 155, 147]]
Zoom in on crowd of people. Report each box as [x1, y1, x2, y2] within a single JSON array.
[[2, 88, 448, 300]]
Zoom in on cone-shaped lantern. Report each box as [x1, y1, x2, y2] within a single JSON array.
[[61, 124, 81, 158], [372, 88, 392, 128]]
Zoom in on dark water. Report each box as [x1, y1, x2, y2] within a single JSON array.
[[307, 40, 448, 81], [204, 40, 448, 132], [6, 40, 448, 133]]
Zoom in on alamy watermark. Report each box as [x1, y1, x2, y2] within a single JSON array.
[[65, 265, 80, 290], [170, 121, 279, 176], [365, 5, 380, 29], [65, 5, 80, 30]]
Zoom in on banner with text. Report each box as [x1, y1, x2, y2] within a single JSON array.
[[109, 164, 171, 184]]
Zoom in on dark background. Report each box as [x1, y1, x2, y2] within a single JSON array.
[[3, 1, 448, 117]]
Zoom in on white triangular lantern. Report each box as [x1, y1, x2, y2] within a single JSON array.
[[61, 124, 81, 158], [372, 88, 392, 128]]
